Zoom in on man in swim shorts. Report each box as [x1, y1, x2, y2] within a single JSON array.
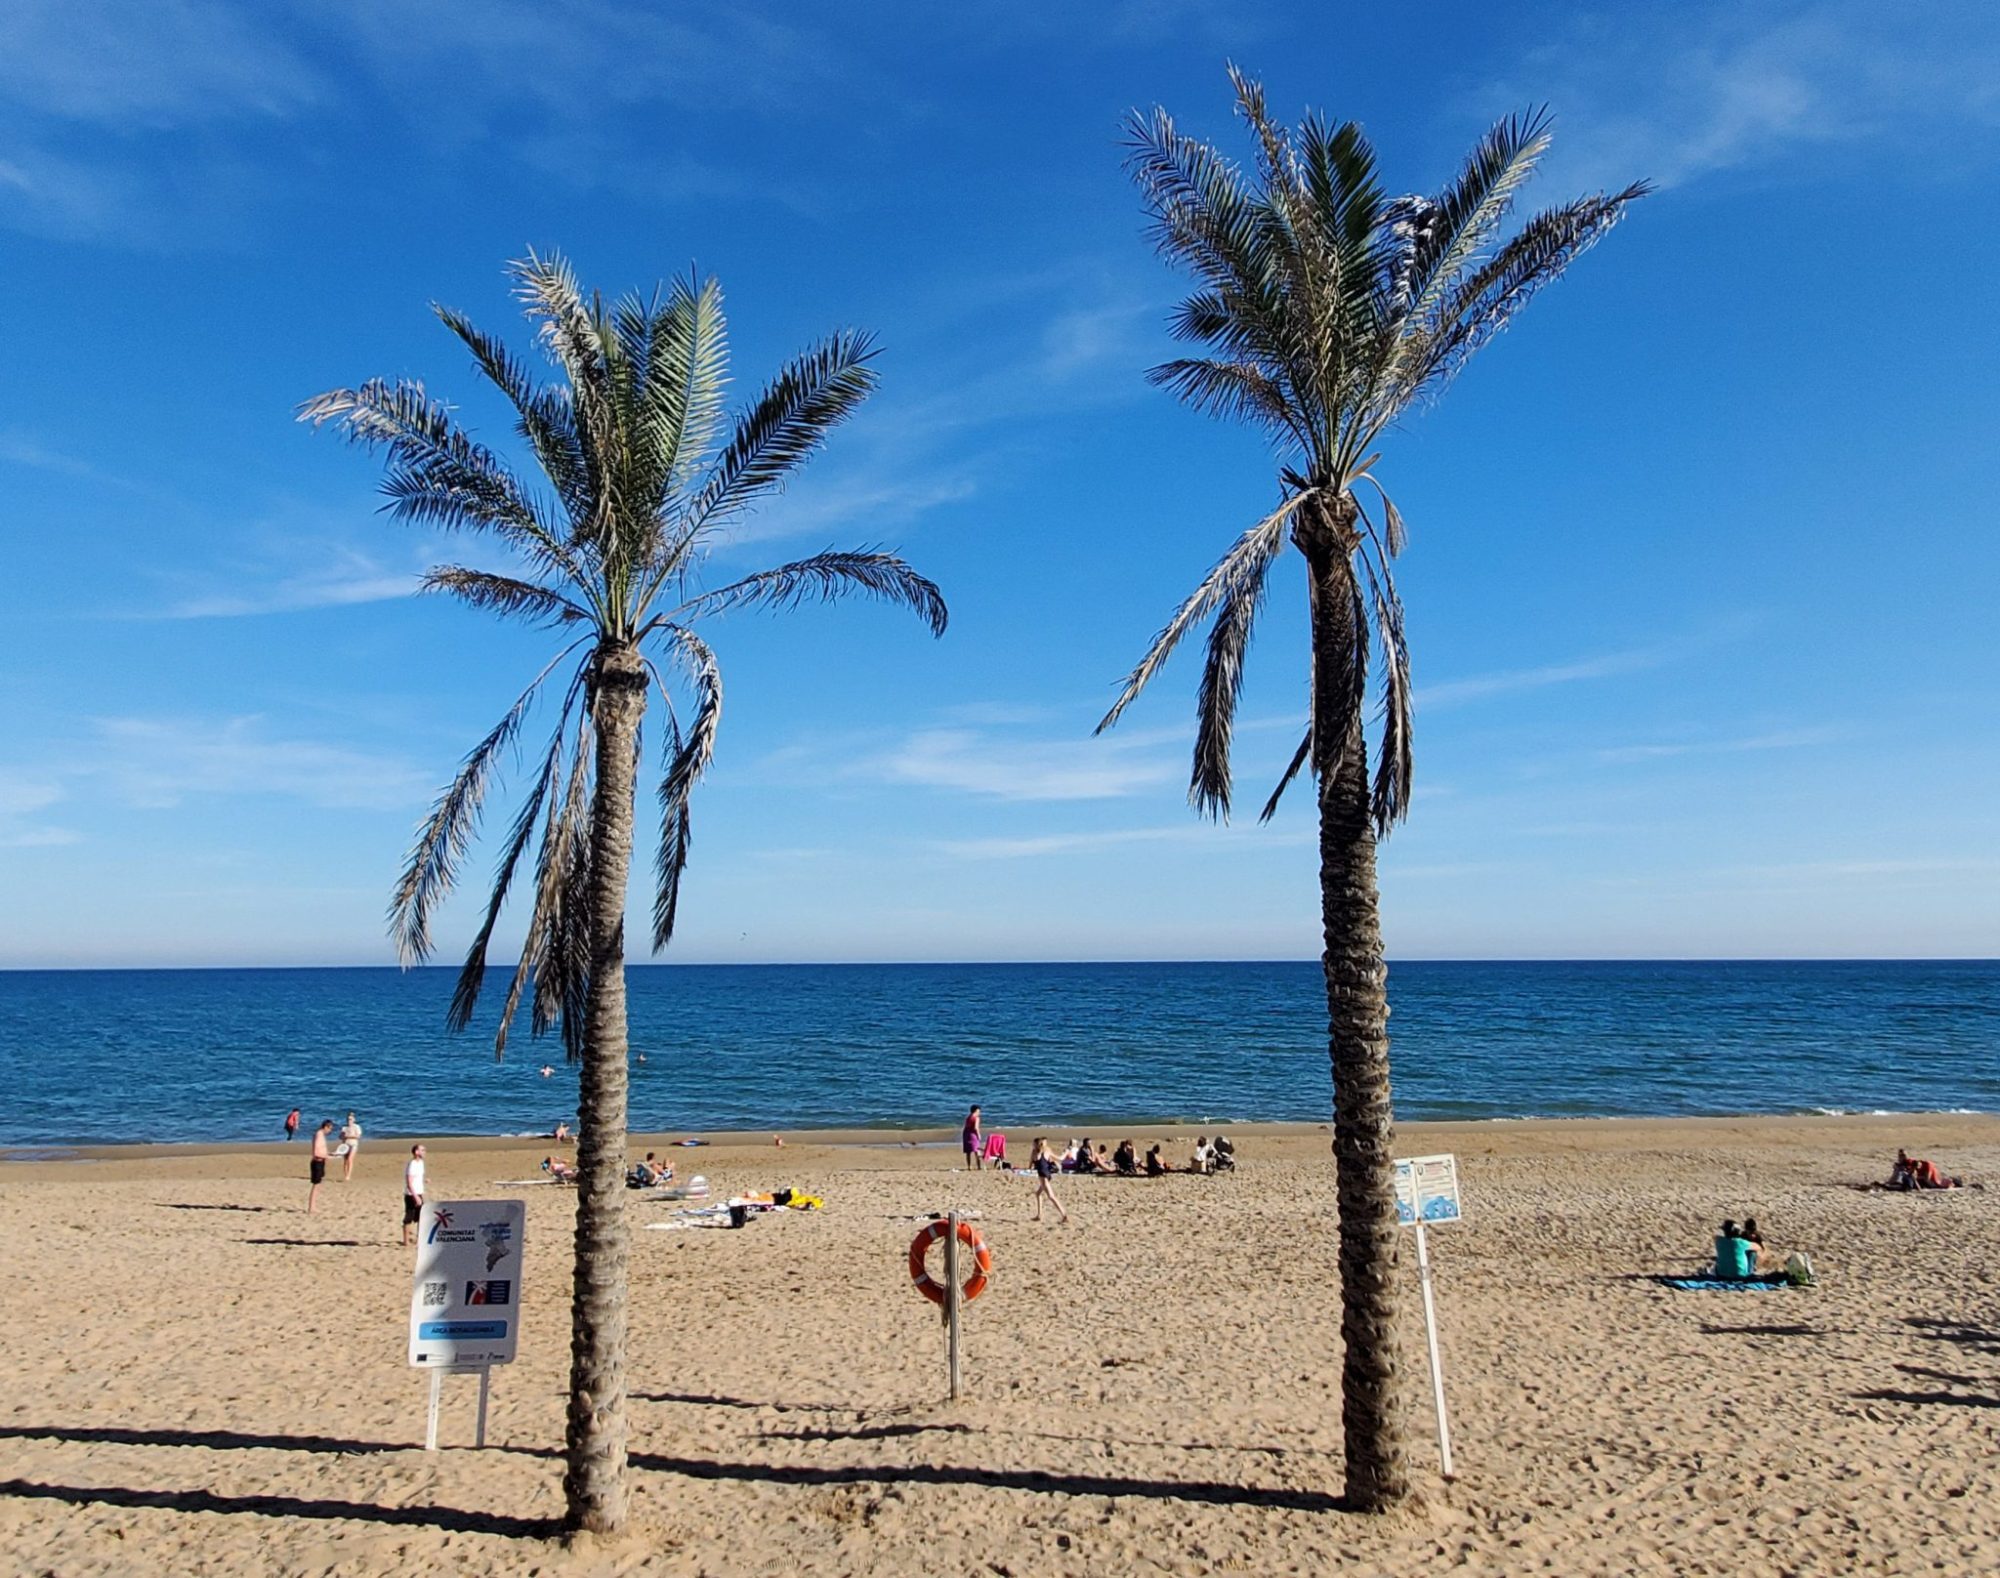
[[403, 1144, 427, 1247], [307, 1120, 333, 1213]]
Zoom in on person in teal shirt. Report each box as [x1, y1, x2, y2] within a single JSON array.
[[1713, 1219, 1756, 1279]]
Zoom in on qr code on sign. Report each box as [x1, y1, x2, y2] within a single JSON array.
[[422, 1281, 449, 1308]]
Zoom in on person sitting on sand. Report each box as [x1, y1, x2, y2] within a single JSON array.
[[1741, 1217, 1782, 1274], [1190, 1136, 1212, 1176], [543, 1155, 578, 1183], [1113, 1140, 1139, 1177], [1060, 1139, 1081, 1171], [1072, 1137, 1099, 1174], [1145, 1143, 1168, 1177], [1714, 1219, 1757, 1280], [552, 1121, 572, 1143]]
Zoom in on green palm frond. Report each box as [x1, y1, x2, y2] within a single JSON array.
[[663, 550, 948, 637], [422, 566, 589, 625], [685, 331, 879, 538]]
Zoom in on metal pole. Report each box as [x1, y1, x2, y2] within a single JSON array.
[[475, 1364, 491, 1449], [944, 1211, 962, 1402], [1413, 1220, 1454, 1479], [425, 1368, 442, 1452]]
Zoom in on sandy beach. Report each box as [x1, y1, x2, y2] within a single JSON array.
[[3, 1112, 1998, 1575]]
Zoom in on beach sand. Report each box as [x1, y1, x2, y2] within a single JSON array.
[[3, 1112, 1997, 1575]]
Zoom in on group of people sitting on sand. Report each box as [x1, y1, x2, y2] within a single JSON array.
[[1058, 1134, 1234, 1176], [1887, 1149, 1963, 1190], [1712, 1217, 1815, 1285]]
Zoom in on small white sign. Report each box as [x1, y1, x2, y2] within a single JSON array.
[[1394, 1153, 1463, 1226], [408, 1199, 525, 1367]]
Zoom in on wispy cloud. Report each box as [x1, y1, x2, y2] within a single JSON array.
[[84, 716, 430, 811], [715, 474, 977, 550], [936, 821, 1314, 859], [1417, 641, 1674, 709], [159, 549, 419, 619], [0, 428, 97, 477], [871, 726, 1183, 802], [0, 772, 77, 847], [1490, 3, 2000, 192], [1595, 725, 1846, 765]]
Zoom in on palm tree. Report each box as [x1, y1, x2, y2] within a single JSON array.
[[1100, 73, 1644, 1510], [302, 253, 946, 1535]]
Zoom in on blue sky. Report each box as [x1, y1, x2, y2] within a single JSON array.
[[1, 0, 1996, 967]]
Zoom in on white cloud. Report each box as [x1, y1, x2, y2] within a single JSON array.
[[1595, 725, 1846, 765], [1416, 642, 1672, 709], [0, 772, 77, 847], [937, 822, 1313, 859], [1490, 3, 2000, 192], [84, 716, 431, 811], [871, 725, 1183, 802], [162, 557, 419, 618]]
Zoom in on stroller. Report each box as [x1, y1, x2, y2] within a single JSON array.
[[1209, 1134, 1237, 1173]]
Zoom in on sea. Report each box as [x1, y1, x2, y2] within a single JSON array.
[[0, 960, 1993, 1149]]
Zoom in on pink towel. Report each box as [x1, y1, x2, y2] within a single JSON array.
[[984, 1133, 1007, 1162]]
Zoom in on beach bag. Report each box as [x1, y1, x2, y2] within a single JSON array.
[[1784, 1251, 1816, 1287]]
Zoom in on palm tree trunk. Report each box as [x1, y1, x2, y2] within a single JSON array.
[[563, 644, 645, 1535], [1303, 523, 1412, 1513]]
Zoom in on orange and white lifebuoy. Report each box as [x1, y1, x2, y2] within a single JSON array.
[[908, 1218, 993, 1306]]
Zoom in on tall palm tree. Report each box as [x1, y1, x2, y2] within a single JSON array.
[[1101, 72, 1644, 1510], [302, 253, 946, 1534]]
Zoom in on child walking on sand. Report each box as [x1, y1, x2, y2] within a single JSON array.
[[1031, 1136, 1069, 1224]]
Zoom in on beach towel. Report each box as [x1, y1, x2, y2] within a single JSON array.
[[1658, 1276, 1791, 1292]]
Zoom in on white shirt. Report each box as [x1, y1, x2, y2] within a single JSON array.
[[341, 1119, 362, 1144], [405, 1158, 426, 1198]]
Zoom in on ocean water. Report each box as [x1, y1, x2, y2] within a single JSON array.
[[0, 960, 1993, 1148]]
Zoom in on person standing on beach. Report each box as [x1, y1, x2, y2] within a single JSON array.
[[339, 1111, 362, 1181], [962, 1105, 983, 1170], [402, 1144, 427, 1247], [283, 1107, 300, 1142], [307, 1120, 333, 1212], [1030, 1137, 1069, 1224]]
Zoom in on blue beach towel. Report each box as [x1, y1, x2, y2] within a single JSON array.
[[1658, 1276, 1790, 1292]]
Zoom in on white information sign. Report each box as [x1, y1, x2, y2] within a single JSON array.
[[1394, 1153, 1463, 1226], [408, 1199, 525, 1368]]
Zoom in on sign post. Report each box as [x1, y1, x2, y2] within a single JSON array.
[[408, 1198, 525, 1451], [1393, 1154, 1462, 1481], [944, 1210, 963, 1402]]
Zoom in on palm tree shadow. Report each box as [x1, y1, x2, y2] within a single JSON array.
[[157, 1203, 272, 1213], [627, 1450, 1351, 1513], [0, 1478, 553, 1539], [0, 1423, 556, 1459], [1905, 1317, 2000, 1354]]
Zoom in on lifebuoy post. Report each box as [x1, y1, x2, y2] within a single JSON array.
[[945, 1209, 963, 1401]]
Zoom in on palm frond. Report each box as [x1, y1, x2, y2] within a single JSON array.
[[623, 272, 728, 519], [649, 628, 723, 952], [685, 331, 878, 537], [1189, 538, 1278, 819], [1403, 182, 1649, 407], [422, 566, 589, 626], [433, 303, 595, 536], [298, 380, 557, 552], [663, 550, 948, 637], [1358, 555, 1413, 831], [447, 667, 587, 1041], [494, 699, 593, 1060], [1259, 720, 1314, 822], [1098, 493, 1305, 733], [1149, 357, 1300, 441], [387, 643, 584, 965]]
